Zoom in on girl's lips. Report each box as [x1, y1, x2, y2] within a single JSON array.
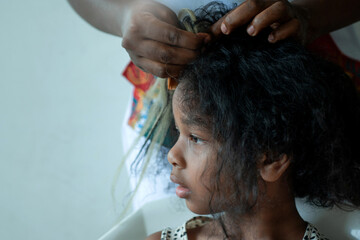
[[176, 185, 191, 198], [170, 174, 191, 198]]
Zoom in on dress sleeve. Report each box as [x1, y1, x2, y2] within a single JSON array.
[[302, 223, 329, 240], [160, 223, 188, 240], [160, 216, 212, 240]]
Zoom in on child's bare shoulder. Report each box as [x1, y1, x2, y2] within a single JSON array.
[[146, 231, 162, 240]]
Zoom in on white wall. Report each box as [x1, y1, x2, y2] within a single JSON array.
[[0, 0, 132, 239]]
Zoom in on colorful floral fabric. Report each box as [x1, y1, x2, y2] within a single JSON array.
[[122, 62, 157, 132]]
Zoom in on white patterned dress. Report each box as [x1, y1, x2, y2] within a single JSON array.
[[160, 216, 329, 240]]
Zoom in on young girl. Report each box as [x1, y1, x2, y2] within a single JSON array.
[[145, 3, 360, 240]]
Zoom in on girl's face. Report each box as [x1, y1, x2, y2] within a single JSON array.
[[168, 85, 218, 214]]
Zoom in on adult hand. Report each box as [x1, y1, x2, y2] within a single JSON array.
[[211, 0, 310, 44], [121, 1, 208, 78]]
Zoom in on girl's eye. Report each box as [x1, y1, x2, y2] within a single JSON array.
[[189, 134, 204, 144]]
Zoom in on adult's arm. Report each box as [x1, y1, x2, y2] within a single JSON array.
[[67, 0, 207, 77], [294, 0, 360, 41], [68, 0, 128, 36]]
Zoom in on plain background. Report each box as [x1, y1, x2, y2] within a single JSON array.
[[1, 1, 360, 240], [0, 0, 133, 239]]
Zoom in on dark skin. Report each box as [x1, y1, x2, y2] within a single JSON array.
[[146, 85, 307, 239], [68, 0, 206, 78], [68, 0, 360, 78], [146, 186, 307, 240], [211, 0, 360, 44], [120, 1, 208, 78]]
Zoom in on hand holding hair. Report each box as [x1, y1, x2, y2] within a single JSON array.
[[120, 1, 208, 78], [211, 0, 360, 45], [210, 0, 308, 43], [68, 0, 208, 78], [68, 0, 360, 77]]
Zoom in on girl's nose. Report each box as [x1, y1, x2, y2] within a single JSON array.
[[167, 142, 185, 168]]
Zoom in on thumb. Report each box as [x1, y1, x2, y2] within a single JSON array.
[[209, 15, 227, 39]]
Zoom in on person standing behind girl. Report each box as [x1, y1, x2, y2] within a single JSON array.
[[67, 0, 360, 78], [67, 0, 360, 210], [146, 4, 360, 239]]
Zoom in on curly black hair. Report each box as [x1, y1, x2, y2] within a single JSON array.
[[175, 2, 360, 216]]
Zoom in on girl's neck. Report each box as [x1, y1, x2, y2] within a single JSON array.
[[237, 202, 305, 239], [221, 194, 307, 240], [193, 175, 308, 239], [192, 198, 306, 240]]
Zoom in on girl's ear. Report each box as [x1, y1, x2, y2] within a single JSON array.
[[259, 154, 290, 182]]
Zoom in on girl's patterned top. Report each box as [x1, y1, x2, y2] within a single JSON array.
[[161, 216, 211, 240], [160, 216, 329, 240]]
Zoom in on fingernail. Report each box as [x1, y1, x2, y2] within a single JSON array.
[[221, 23, 228, 34], [268, 34, 275, 42], [247, 25, 255, 36]]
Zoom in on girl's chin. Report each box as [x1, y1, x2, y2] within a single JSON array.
[[185, 199, 212, 215]]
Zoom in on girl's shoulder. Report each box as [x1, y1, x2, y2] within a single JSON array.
[[160, 216, 212, 240], [303, 223, 329, 240]]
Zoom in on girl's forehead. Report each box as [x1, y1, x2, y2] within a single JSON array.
[[173, 80, 187, 98], [172, 87, 191, 123], [172, 85, 212, 131], [172, 82, 190, 110]]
